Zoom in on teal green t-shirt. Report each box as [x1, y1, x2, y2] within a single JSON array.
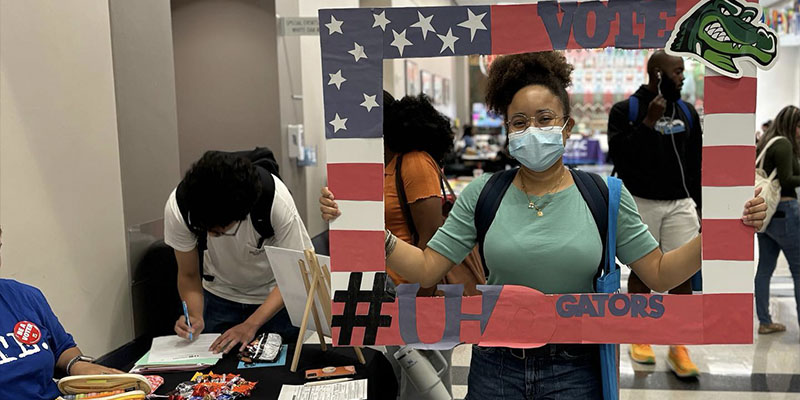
[[427, 173, 659, 294]]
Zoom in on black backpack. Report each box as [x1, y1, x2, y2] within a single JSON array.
[[474, 168, 611, 290], [176, 148, 281, 253]]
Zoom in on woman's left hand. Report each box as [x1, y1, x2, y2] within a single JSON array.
[[69, 361, 124, 376], [742, 186, 767, 231]]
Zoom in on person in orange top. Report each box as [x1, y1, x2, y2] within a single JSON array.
[[382, 92, 454, 292], [325, 91, 455, 399]]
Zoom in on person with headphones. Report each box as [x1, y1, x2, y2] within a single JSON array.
[[607, 50, 703, 378]]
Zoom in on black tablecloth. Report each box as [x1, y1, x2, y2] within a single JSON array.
[[122, 344, 397, 399]]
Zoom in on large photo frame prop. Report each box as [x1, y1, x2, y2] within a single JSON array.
[[320, 0, 777, 348]]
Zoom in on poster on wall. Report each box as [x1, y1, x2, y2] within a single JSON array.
[[433, 75, 444, 105], [405, 60, 420, 96], [421, 70, 433, 99], [443, 78, 450, 105]]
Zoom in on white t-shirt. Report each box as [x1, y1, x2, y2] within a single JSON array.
[[163, 175, 312, 304]]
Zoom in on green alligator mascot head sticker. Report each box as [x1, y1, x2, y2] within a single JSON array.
[[666, 0, 778, 79]]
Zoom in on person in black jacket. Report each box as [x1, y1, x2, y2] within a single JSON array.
[[607, 50, 702, 378]]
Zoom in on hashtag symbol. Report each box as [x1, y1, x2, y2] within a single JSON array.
[[332, 272, 393, 346]]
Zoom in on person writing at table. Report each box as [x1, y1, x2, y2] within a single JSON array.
[[0, 227, 123, 400], [320, 52, 767, 399], [165, 152, 312, 353]]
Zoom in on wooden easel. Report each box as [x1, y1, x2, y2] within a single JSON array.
[[289, 249, 366, 372]]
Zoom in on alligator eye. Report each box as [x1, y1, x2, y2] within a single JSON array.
[[743, 16, 752, 22]]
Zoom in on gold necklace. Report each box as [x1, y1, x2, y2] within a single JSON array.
[[520, 167, 566, 217]]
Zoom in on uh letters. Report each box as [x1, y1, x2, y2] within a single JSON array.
[[396, 284, 665, 347]]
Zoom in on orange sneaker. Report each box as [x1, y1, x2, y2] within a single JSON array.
[[667, 345, 699, 378], [629, 344, 655, 364]]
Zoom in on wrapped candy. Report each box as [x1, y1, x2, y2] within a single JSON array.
[[166, 372, 256, 400]]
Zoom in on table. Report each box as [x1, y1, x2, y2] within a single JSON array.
[[124, 344, 397, 400]]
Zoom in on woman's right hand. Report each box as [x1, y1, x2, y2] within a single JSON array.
[[320, 186, 342, 222]]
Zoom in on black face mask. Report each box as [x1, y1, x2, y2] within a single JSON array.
[[658, 73, 682, 102]]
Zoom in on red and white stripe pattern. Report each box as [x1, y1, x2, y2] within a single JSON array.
[[326, 138, 385, 276], [701, 63, 757, 295]]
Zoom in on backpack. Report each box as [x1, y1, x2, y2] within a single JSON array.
[[395, 153, 486, 296], [628, 95, 694, 131], [473, 167, 622, 400], [176, 147, 281, 252], [755, 137, 786, 233]]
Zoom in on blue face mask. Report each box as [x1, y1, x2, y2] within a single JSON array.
[[508, 125, 566, 172]]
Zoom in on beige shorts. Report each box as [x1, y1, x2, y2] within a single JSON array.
[[632, 196, 700, 252]]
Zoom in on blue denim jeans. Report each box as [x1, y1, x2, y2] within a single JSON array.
[[203, 290, 300, 343], [465, 344, 602, 400], [756, 200, 800, 326]]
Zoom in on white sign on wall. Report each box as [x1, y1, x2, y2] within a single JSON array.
[[280, 17, 319, 36]]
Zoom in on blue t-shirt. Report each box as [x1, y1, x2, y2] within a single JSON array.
[[0, 279, 76, 400]]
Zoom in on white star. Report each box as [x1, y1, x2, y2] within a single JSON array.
[[327, 69, 347, 90], [359, 93, 379, 112], [390, 29, 413, 56], [329, 113, 348, 133], [325, 15, 343, 35], [457, 8, 487, 42], [348, 42, 367, 62], [372, 11, 391, 31], [437, 28, 459, 54], [410, 11, 435, 40]]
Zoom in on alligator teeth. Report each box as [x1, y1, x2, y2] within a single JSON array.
[[705, 22, 731, 42]]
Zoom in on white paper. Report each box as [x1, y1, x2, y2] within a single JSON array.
[[264, 246, 331, 336], [277, 379, 368, 400], [147, 334, 223, 363]]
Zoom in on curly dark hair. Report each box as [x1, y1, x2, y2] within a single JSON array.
[[182, 151, 261, 230], [384, 93, 454, 164], [485, 51, 574, 118]]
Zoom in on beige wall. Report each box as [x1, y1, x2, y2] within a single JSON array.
[[0, 0, 132, 356], [110, 0, 181, 228], [171, 0, 282, 174]]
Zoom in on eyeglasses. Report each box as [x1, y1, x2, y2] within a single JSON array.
[[187, 211, 243, 237], [506, 112, 569, 133]]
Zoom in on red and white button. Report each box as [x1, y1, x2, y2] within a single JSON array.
[[13, 321, 41, 345]]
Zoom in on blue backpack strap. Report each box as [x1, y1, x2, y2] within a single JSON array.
[[474, 168, 518, 278], [599, 176, 622, 400], [676, 99, 694, 131], [571, 169, 609, 288], [628, 96, 639, 125], [630, 95, 693, 132], [605, 177, 621, 275]]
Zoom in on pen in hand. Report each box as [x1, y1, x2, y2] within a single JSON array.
[[182, 300, 193, 341]]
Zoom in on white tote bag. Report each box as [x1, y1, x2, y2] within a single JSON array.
[[755, 137, 786, 233]]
